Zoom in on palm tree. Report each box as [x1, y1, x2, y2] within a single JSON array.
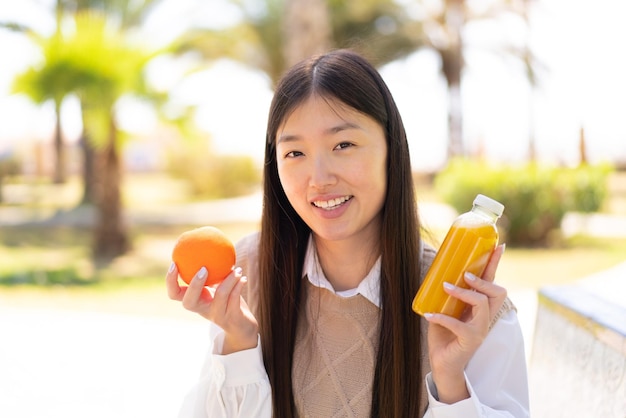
[[6, 0, 165, 189], [10, 29, 69, 184], [65, 11, 161, 261], [282, 0, 331, 66], [13, 9, 162, 261], [172, 0, 422, 86], [327, 0, 426, 66], [3, 17, 70, 194], [10, 0, 173, 262], [54, 0, 165, 205], [403, 0, 538, 159], [176, 0, 536, 161]]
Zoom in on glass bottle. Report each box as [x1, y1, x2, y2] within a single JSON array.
[[412, 194, 504, 319]]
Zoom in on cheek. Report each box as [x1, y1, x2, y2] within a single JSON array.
[[365, 157, 388, 210], [374, 164, 388, 202], [277, 162, 302, 204], [356, 155, 387, 191]]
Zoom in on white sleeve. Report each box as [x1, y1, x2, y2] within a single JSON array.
[[177, 323, 272, 418], [423, 309, 530, 417]]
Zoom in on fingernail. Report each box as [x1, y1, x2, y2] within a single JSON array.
[[465, 272, 477, 281], [240, 276, 248, 284], [196, 267, 208, 280], [443, 282, 455, 290], [168, 262, 176, 273], [501, 243, 506, 254], [234, 267, 243, 276], [424, 313, 434, 319]]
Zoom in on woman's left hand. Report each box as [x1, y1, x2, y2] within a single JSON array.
[[425, 244, 508, 404]]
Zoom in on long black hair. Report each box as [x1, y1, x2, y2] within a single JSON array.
[[258, 49, 424, 417]]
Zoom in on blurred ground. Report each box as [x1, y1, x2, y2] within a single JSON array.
[[0, 306, 209, 418], [1, 176, 625, 417]]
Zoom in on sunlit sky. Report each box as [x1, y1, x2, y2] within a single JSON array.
[[1, 0, 625, 171]]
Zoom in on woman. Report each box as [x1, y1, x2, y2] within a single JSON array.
[[167, 49, 529, 417]]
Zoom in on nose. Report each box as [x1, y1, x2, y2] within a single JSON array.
[[309, 153, 337, 189]]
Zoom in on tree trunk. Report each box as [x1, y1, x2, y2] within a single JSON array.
[[578, 126, 587, 166], [441, 0, 465, 160], [446, 81, 464, 158], [52, 99, 66, 184], [282, 0, 332, 67], [79, 102, 97, 205], [527, 88, 536, 162], [79, 128, 97, 205], [92, 115, 130, 263]]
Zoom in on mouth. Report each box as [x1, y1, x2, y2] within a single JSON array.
[[311, 195, 353, 210]]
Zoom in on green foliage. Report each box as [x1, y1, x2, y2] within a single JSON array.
[[434, 159, 612, 246], [328, 0, 426, 65], [566, 164, 612, 212], [0, 267, 93, 286], [0, 153, 21, 177], [12, 11, 162, 149], [166, 141, 261, 199], [0, 153, 22, 203], [172, 0, 426, 86]]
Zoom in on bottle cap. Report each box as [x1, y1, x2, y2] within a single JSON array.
[[473, 194, 505, 217]]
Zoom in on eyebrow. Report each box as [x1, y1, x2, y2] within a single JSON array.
[[277, 122, 361, 144]]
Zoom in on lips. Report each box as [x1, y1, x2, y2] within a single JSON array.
[[312, 195, 352, 210]]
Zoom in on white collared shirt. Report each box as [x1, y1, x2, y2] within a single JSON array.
[[178, 235, 530, 418], [302, 235, 381, 306]]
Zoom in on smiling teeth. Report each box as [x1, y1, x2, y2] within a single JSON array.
[[313, 196, 351, 209]]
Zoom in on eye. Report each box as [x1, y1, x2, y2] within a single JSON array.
[[334, 142, 354, 150], [284, 150, 304, 158]]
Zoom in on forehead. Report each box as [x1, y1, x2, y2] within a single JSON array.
[[279, 95, 372, 132]]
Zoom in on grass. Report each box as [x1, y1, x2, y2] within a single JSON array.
[[1, 171, 625, 316], [0, 222, 258, 285], [497, 235, 626, 292], [0, 221, 260, 319]]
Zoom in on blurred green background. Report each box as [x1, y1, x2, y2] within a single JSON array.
[[1, 0, 624, 292], [1, 1, 625, 417]]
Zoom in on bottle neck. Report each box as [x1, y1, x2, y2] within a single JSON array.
[[471, 205, 500, 223]]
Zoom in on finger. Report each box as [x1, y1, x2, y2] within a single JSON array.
[[464, 272, 507, 301], [463, 273, 507, 322], [481, 244, 505, 283], [226, 275, 248, 311], [443, 281, 489, 311], [166, 262, 185, 301], [182, 267, 213, 310], [210, 267, 243, 315], [441, 281, 495, 329], [424, 312, 466, 336]]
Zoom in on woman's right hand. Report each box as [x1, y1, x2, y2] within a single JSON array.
[[166, 263, 259, 354]]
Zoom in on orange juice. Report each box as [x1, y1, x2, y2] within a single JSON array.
[[413, 194, 504, 319]]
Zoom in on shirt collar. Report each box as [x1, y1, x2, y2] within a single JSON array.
[[302, 235, 381, 308]]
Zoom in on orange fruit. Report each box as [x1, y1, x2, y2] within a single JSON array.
[[171, 226, 236, 286]]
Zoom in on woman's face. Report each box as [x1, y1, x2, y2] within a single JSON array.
[[275, 95, 388, 244]]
